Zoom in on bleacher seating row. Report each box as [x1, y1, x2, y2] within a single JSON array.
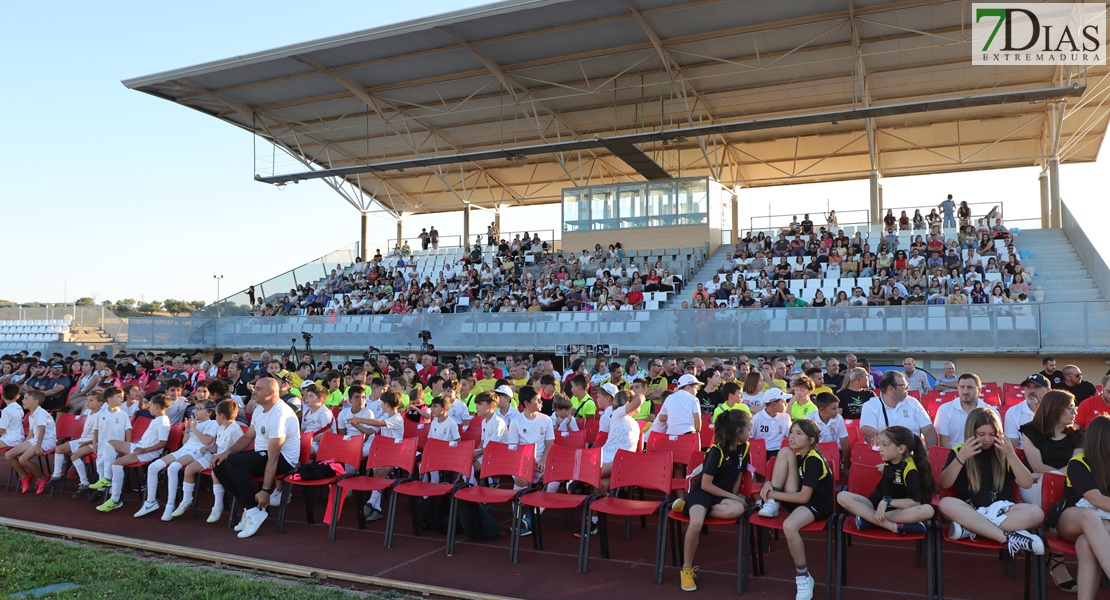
[[0, 320, 69, 343]]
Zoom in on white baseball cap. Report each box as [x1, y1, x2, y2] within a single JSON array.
[[598, 383, 619, 398], [677, 374, 702, 388], [493, 385, 515, 397], [764, 388, 791, 402]]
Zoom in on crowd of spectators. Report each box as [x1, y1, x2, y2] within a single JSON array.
[[710, 201, 1030, 309]]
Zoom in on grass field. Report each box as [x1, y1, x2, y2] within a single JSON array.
[[0, 527, 404, 599]]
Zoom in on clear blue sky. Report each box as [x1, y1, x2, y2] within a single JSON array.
[[2, 1, 1105, 306]]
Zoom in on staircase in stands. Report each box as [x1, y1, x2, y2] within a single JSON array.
[[1014, 228, 1105, 302]]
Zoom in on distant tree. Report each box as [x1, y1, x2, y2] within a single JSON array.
[[75, 297, 95, 306], [163, 299, 191, 316], [189, 300, 206, 311]]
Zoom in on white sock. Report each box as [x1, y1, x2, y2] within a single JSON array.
[[369, 490, 382, 511], [52, 453, 66, 478], [180, 482, 195, 506], [211, 483, 224, 507], [544, 480, 560, 493], [146, 460, 168, 505], [165, 462, 183, 506], [110, 465, 125, 502], [245, 507, 260, 518], [430, 471, 441, 484], [74, 459, 88, 485]]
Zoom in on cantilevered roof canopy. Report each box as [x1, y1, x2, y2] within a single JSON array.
[[124, 0, 1109, 217]]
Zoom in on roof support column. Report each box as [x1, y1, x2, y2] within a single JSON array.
[[1049, 156, 1062, 228], [396, 218, 404, 249], [494, 209, 502, 243], [360, 212, 369, 261], [1039, 171, 1050, 229], [869, 170, 882, 225], [462, 203, 471, 250], [731, 187, 740, 245]]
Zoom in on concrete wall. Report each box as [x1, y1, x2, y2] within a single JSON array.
[[1062, 200, 1110, 300], [562, 224, 719, 254]]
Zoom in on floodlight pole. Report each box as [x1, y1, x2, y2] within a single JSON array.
[[360, 212, 369, 261], [213, 275, 223, 318], [1039, 171, 1050, 229], [1048, 156, 1061, 228]]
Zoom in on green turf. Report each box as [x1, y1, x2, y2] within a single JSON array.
[[0, 527, 403, 599]]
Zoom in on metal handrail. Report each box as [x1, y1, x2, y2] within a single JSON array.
[[388, 228, 556, 251]]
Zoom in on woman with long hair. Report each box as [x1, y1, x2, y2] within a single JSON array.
[[1056, 416, 1110, 600], [938, 408, 1045, 556]]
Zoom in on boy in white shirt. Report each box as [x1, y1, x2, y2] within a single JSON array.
[[42, 390, 103, 494], [335, 385, 377, 458], [5, 390, 57, 494], [136, 399, 219, 520], [97, 394, 172, 512], [357, 390, 406, 522], [299, 385, 333, 455], [444, 380, 472, 424], [494, 384, 520, 426], [0, 383, 26, 448], [472, 392, 507, 479], [649, 374, 703, 436], [427, 396, 460, 443], [750, 388, 792, 457], [507, 386, 555, 536], [179, 399, 244, 523], [552, 395, 580, 432], [804, 392, 850, 469], [87, 386, 132, 503]]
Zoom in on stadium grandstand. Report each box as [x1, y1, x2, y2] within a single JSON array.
[[5, 1, 1110, 599]]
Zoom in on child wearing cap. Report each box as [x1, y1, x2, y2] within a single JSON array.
[[494, 384, 520, 425], [648, 374, 703, 436], [751, 388, 792, 458]]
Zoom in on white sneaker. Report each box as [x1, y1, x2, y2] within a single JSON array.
[[234, 512, 247, 532], [269, 490, 283, 507], [948, 521, 972, 541], [795, 574, 814, 600], [171, 501, 192, 518], [757, 498, 780, 518], [237, 509, 268, 539], [207, 506, 224, 524], [161, 505, 175, 522], [133, 501, 160, 518]]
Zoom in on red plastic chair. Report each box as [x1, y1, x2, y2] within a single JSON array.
[[227, 432, 312, 530], [698, 420, 716, 450], [835, 455, 933, 600], [646, 432, 700, 493], [447, 442, 535, 556], [123, 418, 172, 500], [593, 431, 609, 449], [908, 390, 922, 401], [515, 446, 602, 562], [276, 432, 364, 533], [459, 415, 483, 444], [583, 419, 600, 446], [328, 436, 419, 541], [1040, 471, 1075, 599], [743, 446, 839, 598], [385, 438, 475, 548], [403, 419, 431, 451], [165, 423, 185, 453], [48, 414, 95, 496], [554, 429, 586, 449], [580, 449, 673, 583], [130, 416, 152, 441]]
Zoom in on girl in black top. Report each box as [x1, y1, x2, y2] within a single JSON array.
[[757, 419, 836, 599], [1057, 415, 1110, 600], [837, 425, 935, 534], [939, 408, 1045, 556], [672, 411, 751, 591], [1023, 391, 1083, 592]]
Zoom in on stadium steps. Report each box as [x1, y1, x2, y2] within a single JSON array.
[[1015, 228, 1104, 302], [658, 245, 737, 309]]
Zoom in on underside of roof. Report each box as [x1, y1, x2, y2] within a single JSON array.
[[124, 0, 1110, 217]]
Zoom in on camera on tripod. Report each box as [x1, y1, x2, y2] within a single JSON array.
[[302, 331, 313, 344], [417, 330, 432, 343]]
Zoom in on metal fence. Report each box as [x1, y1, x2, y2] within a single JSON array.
[[0, 306, 125, 339], [122, 301, 1110, 355]]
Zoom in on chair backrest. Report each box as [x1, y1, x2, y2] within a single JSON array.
[[583, 418, 600, 445], [329, 406, 343, 419], [366, 435, 419, 473], [593, 431, 609, 449], [316, 432, 365, 470], [459, 415, 483, 443], [298, 432, 313, 465], [1041, 471, 1067, 511], [478, 442, 536, 480], [542, 444, 602, 488], [646, 432, 699, 468], [554, 429, 587, 449], [418, 438, 476, 478], [699, 420, 716, 449], [818, 441, 841, 482], [746, 437, 769, 478], [131, 416, 152, 441], [844, 419, 863, 445], [403, 419, 431, 450], [847, 455, 885, 496], [53, 414, 84, 442], [851, 443, 883, 470], [609, 448, 672, 495], [927, 445, 955, 502], [166, 423, 185, 453]]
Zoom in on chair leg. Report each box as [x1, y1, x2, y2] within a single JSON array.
[[935, 527, 944, 600], [736, 518, 745, 596], [446, 497, 458, 556], [653, 506, 668, 584], [384, 493, 400, 548], [508, 503, 521, 564], [228, 497, 239, 529], [327, 485, 342, 541], [578, 508, 593, 574], [926, 525, 935, 600], [276, 485, 292, 534], [824, 518, 835, 600], [409, 496, 421, 536], [303, 485, 315, 525], [836, 516, 846, 600], [599, 513, 611, 559]]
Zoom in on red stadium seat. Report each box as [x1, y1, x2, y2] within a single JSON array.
[[328, 436, 419, 541], [384, 438, 475, 548], [276, 432, 363, 533], [554, 429, 586, 449], [447, 441, 535, 556], [515, 446, 602, 563]]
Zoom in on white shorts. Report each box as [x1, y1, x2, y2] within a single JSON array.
[[170, 448, 203, 461], [1076, 499, 1110, 521], [129, 443, 161, 463], [28, 439, 56, 454], [976, 500, 1016, 527], [0, 435, 24, 448], [194, 454, 213, 470], [60, 440, 93, 454]]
